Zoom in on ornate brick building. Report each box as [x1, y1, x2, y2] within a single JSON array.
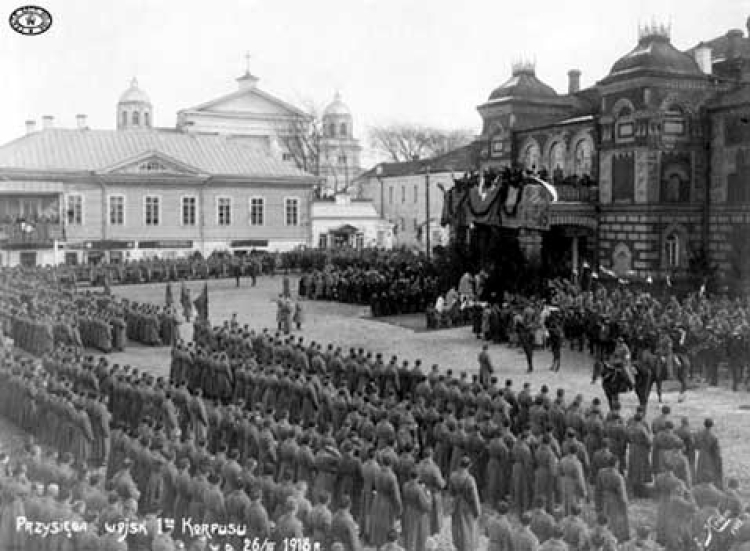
[[473, 19, 750, 284]]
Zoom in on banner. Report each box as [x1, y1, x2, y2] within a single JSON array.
[[503, 183, 551, 231]]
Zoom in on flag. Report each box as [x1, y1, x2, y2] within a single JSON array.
[[666, 275, 673, 287], [165, 282, 174, 306], [699, 282, 706, 297], [530, 176, 559, 202], [193, 282, 209, 321]]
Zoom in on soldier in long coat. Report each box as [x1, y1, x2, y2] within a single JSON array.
[[512, 432, 535, 514], [595, 456, 630, 542], [449, 456, 481, 551], [370, 455, 402, 548], [402, 469, 432, 551], [558, 446, 587, 516], [626, 413, 652, 497], [330, 495, 362, 551], [695, 418, 723, 489]]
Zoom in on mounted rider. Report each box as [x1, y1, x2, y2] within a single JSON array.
[[611, 336, 635, 387]]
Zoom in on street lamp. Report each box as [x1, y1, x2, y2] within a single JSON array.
[[375, 164, 385, 219], [424, 164, 431, 260]]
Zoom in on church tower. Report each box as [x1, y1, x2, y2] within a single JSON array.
[[320, 91, 362, 194], [117, 78, 153, 130]]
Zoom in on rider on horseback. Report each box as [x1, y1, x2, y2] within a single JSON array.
[[612, 336, 636, 388]]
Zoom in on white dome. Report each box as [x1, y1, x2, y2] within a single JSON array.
[[324, 91, 351, 117], [119, 77, 151, 104]]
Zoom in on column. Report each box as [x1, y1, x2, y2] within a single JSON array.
[[571, 236, 579, 276]]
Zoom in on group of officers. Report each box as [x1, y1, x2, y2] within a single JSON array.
[[450, 275, 750, 389], [299, 266, 441, 318]]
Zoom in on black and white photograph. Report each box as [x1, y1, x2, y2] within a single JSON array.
[[1, 0, 750, 549]]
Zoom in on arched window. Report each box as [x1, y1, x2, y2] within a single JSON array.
[[132, 111, 140, 126], [549, 142, 566, 172], [522, 142, 541, 171], [121, 111, 127, 128], [340, 123, 347, 137], [666, 234, 680, 268], [573, 139, 593, 177], [328, 123, 335, 137], [144, 112, 150, 128]]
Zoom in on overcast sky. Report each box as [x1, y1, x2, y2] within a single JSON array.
[[2, 0, 749, 165]]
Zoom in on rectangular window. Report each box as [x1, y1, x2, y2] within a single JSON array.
[[66, 194, 83, 226], [401, 185, 406, 203], [414, 184, 418, 203], [389, 186, 394, 204], [144, 196, 160, 226], [182, 196, 196, 226], [355, 234, 364, 249], [338, 155, 347, 165], [318, 233, 328, 248], [282, 152, 292, 161], [109, 195, 124, 226], [250, 197, 265, 226], [217, 197, 232, 226], [285, 197, 300, 226]]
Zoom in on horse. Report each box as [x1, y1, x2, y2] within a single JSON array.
[[642, 349, 689, 404], [599, 359, 652, 411]]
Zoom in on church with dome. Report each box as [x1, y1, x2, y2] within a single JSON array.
[[465, 17, 750, 286]]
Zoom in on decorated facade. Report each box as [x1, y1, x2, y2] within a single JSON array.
[[442, 18, 750, 285]]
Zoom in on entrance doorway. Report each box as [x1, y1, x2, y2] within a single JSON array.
[[542, 225, 594, 279], [19, 251, 37, 267]]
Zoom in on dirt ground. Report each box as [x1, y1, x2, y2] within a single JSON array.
[[2, 274, 748, 549]]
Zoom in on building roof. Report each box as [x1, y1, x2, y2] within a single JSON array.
[[324, 91, 351, 118], [607, 33, 703, 80], [686, 27, 750, 61], [488, 66, 558, 102], [118, 78, 151, 104], [359, 143, 479, 180], [0, 128, 315, 179]]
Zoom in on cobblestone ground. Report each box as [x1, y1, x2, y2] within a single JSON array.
[[3, 275, 747, 550]]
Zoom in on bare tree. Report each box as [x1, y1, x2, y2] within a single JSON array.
[[368, 124, 475, 162], [276, 100, 323, 177]]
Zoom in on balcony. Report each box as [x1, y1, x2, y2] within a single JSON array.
[[555, 183, 599, 203], [0, 218, 63, 249]]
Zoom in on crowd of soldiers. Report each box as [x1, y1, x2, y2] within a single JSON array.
[[452, 274, 750, 388], [54, 254, 270, 288], [299, 265, 441, 317], [0, 269, 182, 355], [0, 313, 744, 550]]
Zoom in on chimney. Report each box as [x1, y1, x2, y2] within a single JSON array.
[[76, 114, 88, 130], [694, 43, 713, 74], [25, 120, 36, 134], [567, 69, 581, 94], [42, 115, 54, 129], [727, 29, 744, 59]]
